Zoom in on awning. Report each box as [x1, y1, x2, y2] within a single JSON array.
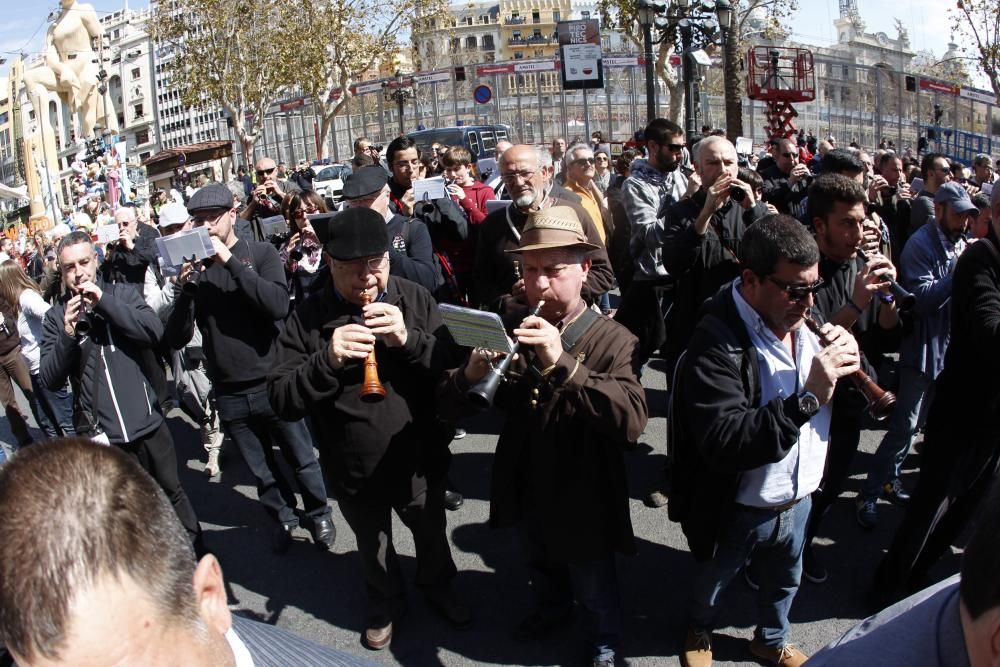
[[140, 140, 233, 178], [0, 182, 28, 201]]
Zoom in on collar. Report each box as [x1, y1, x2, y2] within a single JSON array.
[[225, 627, 255, 667], [554, 300, 588, 331]]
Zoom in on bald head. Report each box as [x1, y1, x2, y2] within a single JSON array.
[[495, 140, 513, 161], [500, 145, 551, 210], [694, 137, 739, 189]]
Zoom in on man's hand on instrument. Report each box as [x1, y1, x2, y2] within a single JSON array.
[[803, 324, 860, 405], [464, 347, 509, 384], [363, 302, 408, 348], [328, 324, 375, 369], [513, 315, 562, 368]]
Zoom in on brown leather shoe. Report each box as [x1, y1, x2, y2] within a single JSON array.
[[682, 628, 713, 667], [364, 618, 392, 650], [749, 638, 808, 667]]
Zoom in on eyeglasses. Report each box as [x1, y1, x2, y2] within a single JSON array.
[[500, 169, 538, 183], [333, 256, 389, 273], [191, 208, 231, 225], [298, 204, 319, 216], [255, 167, 276, 178], [663, 143, 685, 152], [766, 276, 825, 301], [595, 156, 609, 161], [780, 152, 798, 159], [571, 157, 595, 167]]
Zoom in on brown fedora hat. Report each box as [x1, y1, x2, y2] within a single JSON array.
[[506, 206, 600, 254]]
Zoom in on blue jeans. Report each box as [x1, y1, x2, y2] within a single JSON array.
[[216, 389, 330, 526], [688, 495, 812, 647], [860, 367, 934, 501], [29, 373, 74, 438], [520, 525, 621, 662]]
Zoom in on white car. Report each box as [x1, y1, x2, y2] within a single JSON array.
[[311, 164, 351, 202]]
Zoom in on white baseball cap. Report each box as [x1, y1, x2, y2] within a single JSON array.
[[157, 201, 190, 228]]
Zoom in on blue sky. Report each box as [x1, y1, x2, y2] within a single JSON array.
[[0, 0, 976, 82]]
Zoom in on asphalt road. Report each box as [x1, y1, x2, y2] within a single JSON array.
[[0, 355, 958, 667]]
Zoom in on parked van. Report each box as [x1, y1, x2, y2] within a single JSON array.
[[407, 125, 514, 161]]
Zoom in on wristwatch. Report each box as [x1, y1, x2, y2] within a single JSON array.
[[797, 391, 821, 417]]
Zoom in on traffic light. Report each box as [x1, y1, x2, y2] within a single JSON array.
[[455, 66, 466, 82], [905, 75, 916, 92]]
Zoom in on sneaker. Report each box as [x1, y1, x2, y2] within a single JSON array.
[[748, 638, 808, 666], [682, 628, 713, 667], [801, 544, 827, 584], [204, 447, 221, 478], [883, 478, 911, 506], [743, 557, 760, 591], [364, 616, 393, 650], [856, 498, 879, 530]]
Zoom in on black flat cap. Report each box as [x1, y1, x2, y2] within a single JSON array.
[[316, 208, 388, 260], [186, 183, 234, 211], [342, 166, 388, 200]]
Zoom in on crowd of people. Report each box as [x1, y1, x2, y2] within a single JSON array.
[[0, 119, 997, 667]]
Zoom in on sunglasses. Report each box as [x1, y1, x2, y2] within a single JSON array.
[[780, 152, 798, 158], [766, 276, 825, 301], [255, 167, 276, 177], [663, 143, 685, 152], [572, 157, 596, 167]]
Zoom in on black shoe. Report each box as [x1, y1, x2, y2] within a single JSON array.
[[452, 427, 467, 440], [883, 479, 911, 506], [444, 490, 464, 511], [424, 585, 473, 628], [311, 516, 336, 550], [802, 544, 827, 584], [272, 523, 295, 554]]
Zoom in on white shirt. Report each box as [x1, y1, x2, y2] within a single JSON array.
[[226, 627, 255, 667], [731, 281, 832, 507], [16, 290, 51, 374]]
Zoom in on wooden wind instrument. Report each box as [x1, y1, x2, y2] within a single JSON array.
[[803, 314, 896, 421], [360, 291, 387, 403]]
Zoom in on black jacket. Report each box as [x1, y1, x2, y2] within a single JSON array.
[[100, 223, 159, 292], [386, 214, 441, 292], [760, 163, 809, 217], [164, 239, 289, 392], [41, 280, 164, 444], [669, 285, 814, 561], [662, 189, 769, 370], [388, 178, 468, 246], [267, 278, 461, 495]]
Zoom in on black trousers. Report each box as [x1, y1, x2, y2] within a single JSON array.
[[125, 420, 202, 543], [614, 279, 673, 372], [337, 470, 457, 619], [875, 423, 1000, 598]]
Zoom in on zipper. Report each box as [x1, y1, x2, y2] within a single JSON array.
[[100, 345, 129, 442]]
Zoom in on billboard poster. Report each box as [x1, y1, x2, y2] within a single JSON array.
[[557, 19, 603, 90]]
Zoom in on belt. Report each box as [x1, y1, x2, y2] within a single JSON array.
[[738, 497, 802, 513]]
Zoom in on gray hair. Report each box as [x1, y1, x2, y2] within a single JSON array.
[[694, 136, 735, 168], [564, 143, 592, 168], [534, 145, 553, 168], [226, 180, 246, 206]]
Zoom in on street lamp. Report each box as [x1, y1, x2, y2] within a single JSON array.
[[384, 71, 415, 136], [636, 0, 665, 124]]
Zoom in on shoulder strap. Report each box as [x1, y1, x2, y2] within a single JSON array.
[[401, 217, 411, 248], [561, 307, 600, 352]]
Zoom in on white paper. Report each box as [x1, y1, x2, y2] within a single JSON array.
[[413, 176, 446, 201], [155, 227, 216, 267], [735, 137, 753, 155], [95, 223, 119, 245], [439, 303, 513, 354]]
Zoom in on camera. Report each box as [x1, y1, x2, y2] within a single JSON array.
[[729, 185, 746, 203]]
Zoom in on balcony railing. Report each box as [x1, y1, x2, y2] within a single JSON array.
[[505, 16, 526, 24], [527, 35, 553, 44], [508, 37, 527, 45]]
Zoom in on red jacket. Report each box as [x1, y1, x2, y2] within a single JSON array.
[[439, 180, 495, 276]]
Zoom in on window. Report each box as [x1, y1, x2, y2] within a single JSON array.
[[532, 9, 540, 22], [466, 35, 477, 50], [552, 10, 560, 22], [532, 29, 542, 39], [514, 51, 524, 60], [133, 103, 143, 119], [534, 49, 543, 57], [480, 14, 490, 23], [450, 37, 460, 53], [581, 10, 590, 19], [464, 16, 473, 25], [136, 129, 150, 145], [512, 30, 522, 40], [842, 64, 849, 78], [483, 35, 495, 50]]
